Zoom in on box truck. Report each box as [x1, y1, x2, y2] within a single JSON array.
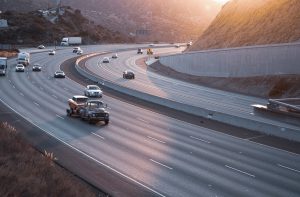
[[0, 57, 8, 76], [61, 37, 82, 46], [17, 52, 30, 66]]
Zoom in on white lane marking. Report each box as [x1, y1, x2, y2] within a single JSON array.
[[12, 85, 15, 89], [150, 159, 173, 170], [277, 164, 300, 173], [56, 114, 64, 120], [19, 92, 24, 96], [137, 117, 149, 124], [147, 136, 166, 144], [225, 165, 255, 178], [92, 132, 105, 140], [34, 102, 40, 107], [63, 87, 69, 91], [190, 136, 211, 144], [0, 97, 166, 197], [52, 94, 58, 99]]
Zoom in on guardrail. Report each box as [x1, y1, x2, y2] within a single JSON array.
[[74, 53, 300, 142]]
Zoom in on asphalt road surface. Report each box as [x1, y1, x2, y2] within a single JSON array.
[[0, 45, 299, 197]]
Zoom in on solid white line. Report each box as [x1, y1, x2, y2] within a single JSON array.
[[34, 102, 39, 106], [12, 85, 15, 89], [277, 164, 300, 173], [190, 136, 211, 144], [150, 159, 173, 170], [244, 135, 265, 140], [225, 165, 255, 178], [19, 92, 24, 96], [0, 97, 165, 197], [92, 132, 105, 140], [147, 136, 166, 144], [56, 114, 64, 120]]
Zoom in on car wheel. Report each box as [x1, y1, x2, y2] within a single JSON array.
[[104, 120, 109, 125]]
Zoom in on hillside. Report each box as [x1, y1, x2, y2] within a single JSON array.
[[0, 7, 128, 45], [0, 0, 224, 42], [189, 0, 300, 51]]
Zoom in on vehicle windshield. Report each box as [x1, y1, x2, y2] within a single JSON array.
[[89, 86, 99, 90], [89, 102, 103, 109], [76, 98, 88, 103], [0, 65, 4, 69]]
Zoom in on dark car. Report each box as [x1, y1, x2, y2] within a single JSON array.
[[137, 48, 143, 54], [54, 71, 65, 78], [123, 70, 135, 79], [112, 53, 118, 59], [32, 64, 42, 72]]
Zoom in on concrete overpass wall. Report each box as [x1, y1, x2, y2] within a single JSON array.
[[159, 43, 300, 77]]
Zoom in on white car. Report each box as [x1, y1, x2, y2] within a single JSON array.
[[37, 45, 45, 49], [15, 64, 25, 72], [112, 53, 118, 59], [84, 85, 103, 98], [49, 50, 56, 55], [102, 57, 110, 63], [73, 47, 81, 53], [77, 49, 83, 55]]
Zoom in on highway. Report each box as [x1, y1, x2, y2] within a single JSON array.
[[0, 45, 299, 197], [84, 48, 300, 136]]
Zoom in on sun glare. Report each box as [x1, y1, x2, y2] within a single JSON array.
[[213, 0, 230, 5]]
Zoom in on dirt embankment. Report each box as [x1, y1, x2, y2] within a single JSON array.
[[189, 0, 300, 51], [148, 61, 300, 98], [0, 49, 19, 58], [0, 122, 105, 197]]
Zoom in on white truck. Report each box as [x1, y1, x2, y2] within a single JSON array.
[[61, 37, 82, 46], [17, 52, 30, 66], [0, 57, 8, 76]]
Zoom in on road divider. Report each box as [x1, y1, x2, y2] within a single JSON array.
[[75, 52, 300, 142]]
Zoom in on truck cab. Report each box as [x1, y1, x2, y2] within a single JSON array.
[[0, 57, 8, 76]]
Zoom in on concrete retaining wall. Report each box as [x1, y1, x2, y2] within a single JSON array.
[[75, 55, 300, 142], [160, 43, 300, 77]]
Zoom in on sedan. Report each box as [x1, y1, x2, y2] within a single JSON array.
[[37, 45, 45, 49], [15, 64, 25, 72], [32, 64, 42, 72], [49, 50, 56, 55], [77, 49, 83, 55], [102, 57, 110, 63], [123, 70, 135, 79], [54, 71, 65, 78], [84, 85, 103, 98]]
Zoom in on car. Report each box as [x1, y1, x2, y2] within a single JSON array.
[[154, 56, 160, 59], [32, 64, 42, 72], [48, 50, 56, 55], [187, 41, 193, 47], [112, 53, 118, 59], [15, 64, 25, 72], [102, 57, 110, 63], [77, 49, 83, 55], [54, 70, 65, 78], [149, 43, 155, 47], [73, 47, 81, 53], [137, 48, 143, 54], [37, 45, 45, 49], [84, 85, 103, 98], [175, 44, 180, 48], [123, 70, 135, 79]]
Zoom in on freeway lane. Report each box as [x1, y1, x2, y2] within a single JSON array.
[[1, 46, 300, 197], [84, 49, 300, 135]]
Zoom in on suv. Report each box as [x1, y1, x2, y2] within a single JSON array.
[[15, 64, 25, 72], [123, 70, 135, 79]]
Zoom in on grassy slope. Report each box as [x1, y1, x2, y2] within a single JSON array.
[[0, 122, 99, 197], [190, 0, 300, 51]]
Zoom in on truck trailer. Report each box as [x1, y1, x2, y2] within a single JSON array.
[[61, 37, 82, 46]]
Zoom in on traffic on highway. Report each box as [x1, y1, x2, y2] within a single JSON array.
[[0, 45, 299, 197]]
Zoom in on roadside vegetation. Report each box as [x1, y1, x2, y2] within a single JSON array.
[[0, 122, 102, 197]]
